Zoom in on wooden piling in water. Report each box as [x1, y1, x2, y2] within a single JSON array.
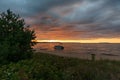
[[91, 54, 95, 61]]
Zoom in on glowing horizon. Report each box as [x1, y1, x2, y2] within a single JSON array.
[[33, 38, 120, 43]]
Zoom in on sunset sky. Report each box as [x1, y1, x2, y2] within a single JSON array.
[[0, 0, 120, 43]]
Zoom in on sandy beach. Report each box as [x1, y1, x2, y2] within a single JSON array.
[[35, 50, 120, 61]]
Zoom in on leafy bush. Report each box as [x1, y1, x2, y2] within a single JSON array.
[[0, 9, 36, 63]]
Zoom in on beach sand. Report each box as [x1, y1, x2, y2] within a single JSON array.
[[35, 50, 120, 61]]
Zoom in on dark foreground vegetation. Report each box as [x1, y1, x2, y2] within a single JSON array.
[[0, 52, 120, 80], [0, 10, 36, 64]]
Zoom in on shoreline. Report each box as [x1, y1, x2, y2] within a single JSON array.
[[35, 50, 120, 61]]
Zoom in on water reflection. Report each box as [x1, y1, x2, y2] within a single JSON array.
[[33, 43, 120, 56]]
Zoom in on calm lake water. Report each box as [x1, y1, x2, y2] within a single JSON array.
[[34, 43, 120, 56]]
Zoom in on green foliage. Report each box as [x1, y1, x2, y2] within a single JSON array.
[[0, 53, 120, 80], [0, 9, 36, 63]]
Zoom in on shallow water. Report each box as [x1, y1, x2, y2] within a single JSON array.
[[34, 43, 120, 56]]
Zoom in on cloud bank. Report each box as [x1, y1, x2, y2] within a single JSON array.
[[0, 0, 120, 40]]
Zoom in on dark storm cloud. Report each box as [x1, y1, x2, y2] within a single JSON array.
[[56, 0, 120, 39], [26, 0, 81, 13], [0, 0, 80, 16], [0, 0, 120, 39]]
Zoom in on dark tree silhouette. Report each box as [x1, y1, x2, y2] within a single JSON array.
[[0, 9, 36, 63]]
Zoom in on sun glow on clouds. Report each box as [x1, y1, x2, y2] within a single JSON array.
[[0, 0, 120, 44], [0, 0, 120, 41]]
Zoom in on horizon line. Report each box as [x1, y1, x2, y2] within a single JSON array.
[[32, 38, 120, 43]]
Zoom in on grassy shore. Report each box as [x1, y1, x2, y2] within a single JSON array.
[[0, 52, 120, 80]]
